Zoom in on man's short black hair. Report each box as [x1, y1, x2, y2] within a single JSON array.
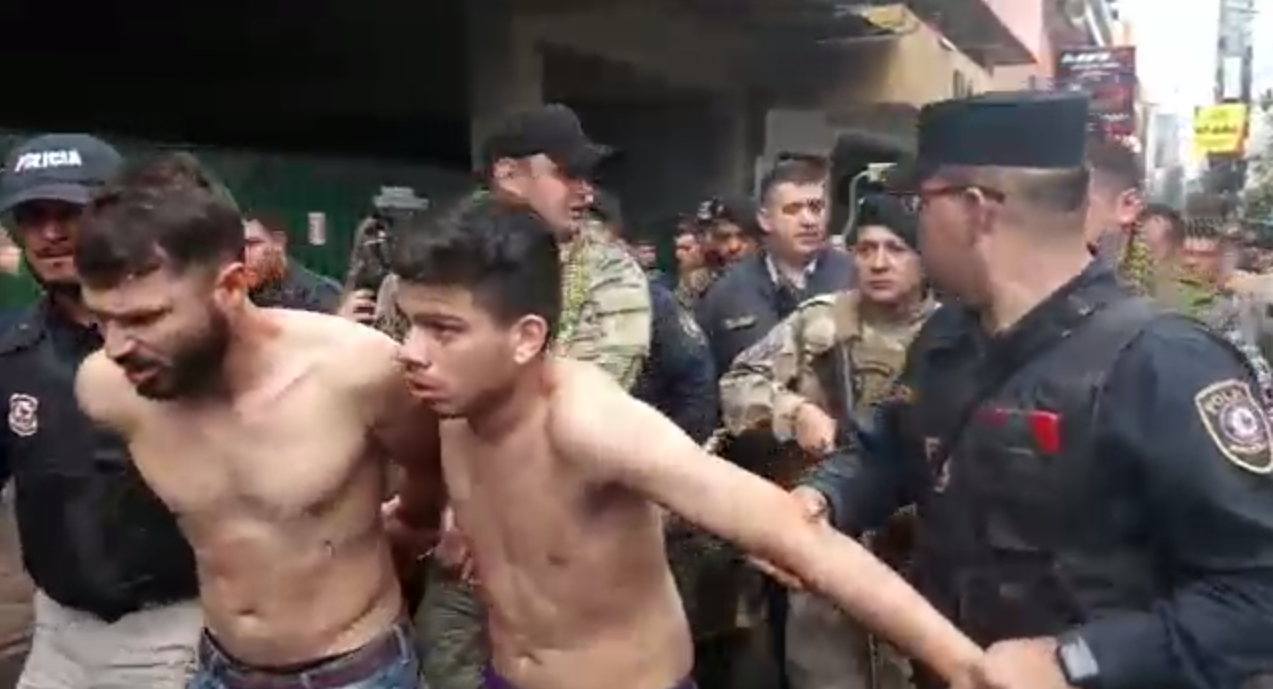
[[1086, 138, 1143, 193], [1141, 202, 1185, 245], [246, 211, 290, 238], [674, 218, 699, 239], [76, 153, 244, 289], [392, 197, 561, 338], [757, 156, 828, 205], [1183, 216, 1224, 242]]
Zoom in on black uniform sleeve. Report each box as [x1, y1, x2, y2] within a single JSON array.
[[1081, 317, 1273, 689], [801, 401, 910, 534], [801, 309, 955, 534], [300, 266, 343, 313], [655, 287, 718, 443], [0, 435, 11, 490]]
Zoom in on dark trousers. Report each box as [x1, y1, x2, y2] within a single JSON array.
[[765, 578, 789, 689], [693, 633, 742, 689]]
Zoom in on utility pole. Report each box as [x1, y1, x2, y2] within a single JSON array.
[[1206, 0, 1256, 215]]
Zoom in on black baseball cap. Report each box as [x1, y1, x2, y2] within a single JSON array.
[[591, 189, 624, 230], [695, 195, 758, 234], [481, 104, 612, 178], [0, 134, 122, 213]]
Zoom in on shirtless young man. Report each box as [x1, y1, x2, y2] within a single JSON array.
[[69, 155, 444, 689], [389, 199, 983, 689]]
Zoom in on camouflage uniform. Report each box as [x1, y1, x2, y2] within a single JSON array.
[[1117, 228, 1273, 408], [719, 291, 937, 689], [372, 274, 409, 342], [418, 216, 652, 689], [1229, 271, 1273, 365], [675, 267, 719, 310]]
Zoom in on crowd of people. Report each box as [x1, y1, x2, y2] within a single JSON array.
[[0, 89, 1267, 689]]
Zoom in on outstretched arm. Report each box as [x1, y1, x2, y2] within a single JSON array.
[[554, 374, 981, 683]]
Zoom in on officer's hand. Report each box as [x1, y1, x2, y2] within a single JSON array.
[[791, 486, 829, 522], [337, 289, 377, 324], [972, 638, 1074, 689], [434, 506, 478, 586], [381, 496, 437, 582], [746, 488, 828, 590], [793, 402, 837, 455]]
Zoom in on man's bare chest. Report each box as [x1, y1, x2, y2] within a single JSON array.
[[128, 389, 373, 519], [440, 423, 597, 557]]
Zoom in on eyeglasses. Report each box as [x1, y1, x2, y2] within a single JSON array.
[[896, 185, 1006, 213]]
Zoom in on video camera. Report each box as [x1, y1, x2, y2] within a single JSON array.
[[347, 186, 430, 294]]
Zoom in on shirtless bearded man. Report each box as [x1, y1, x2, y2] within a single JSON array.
[[70, 155, 444, 689], [389, 200, 983, 689]]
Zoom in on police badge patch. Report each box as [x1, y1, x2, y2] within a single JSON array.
[[1194, 379, 1273, 474], [7, 393, 38, 437]]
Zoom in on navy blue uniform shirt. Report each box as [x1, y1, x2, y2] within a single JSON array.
[[0, 299, 197, 618], [633, 282, 716, 443], [251, 263, 341, 313], [696, 249, 853, 374]]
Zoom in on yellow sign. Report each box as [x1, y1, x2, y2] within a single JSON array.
[[1193, 104, 1249, 155]]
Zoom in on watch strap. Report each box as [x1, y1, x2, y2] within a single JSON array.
[[1055, 633, 1101, 689]]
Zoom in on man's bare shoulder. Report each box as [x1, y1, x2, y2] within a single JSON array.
[[545, 358, 664, 474], [74, 350, 143, 431], [274, 309, 401, 396], [549, 358, 628, 407]]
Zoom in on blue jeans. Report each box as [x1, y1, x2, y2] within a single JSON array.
[[189, 618, 421, 689]]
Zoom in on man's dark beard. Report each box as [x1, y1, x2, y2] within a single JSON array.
[[42, 280, 82, 303], [127, 313, 233, 401], [27, 263, 82, 302]]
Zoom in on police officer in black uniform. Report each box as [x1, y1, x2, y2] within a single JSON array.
[[800, 92, 1273, 689], [0, 135, 199, 685], [591, 191, 717, 443]]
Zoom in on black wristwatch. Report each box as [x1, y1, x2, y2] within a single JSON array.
[[1055, 633, 1102, 689]]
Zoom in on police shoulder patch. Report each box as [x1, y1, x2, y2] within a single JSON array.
[[1194, 379, 1273, 474]]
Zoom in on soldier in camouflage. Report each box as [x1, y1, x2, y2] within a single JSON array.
[[1161, 216, 1273, 405], [415, 105, 652, 689], [672, 218, 712, 309], [1086, 141, 1273, 409], [719, 194, 934, 689], [337, 216, 410, 339], [676, 196, 759, 308]]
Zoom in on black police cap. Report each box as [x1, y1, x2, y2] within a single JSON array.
[[892, 91, 1091, 191]]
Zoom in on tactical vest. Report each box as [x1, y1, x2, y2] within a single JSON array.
[[904, 296, 1167, 644], [807, 292, 924, 567], [0, 318, 197, 621], [804, 292, 917, 441]]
